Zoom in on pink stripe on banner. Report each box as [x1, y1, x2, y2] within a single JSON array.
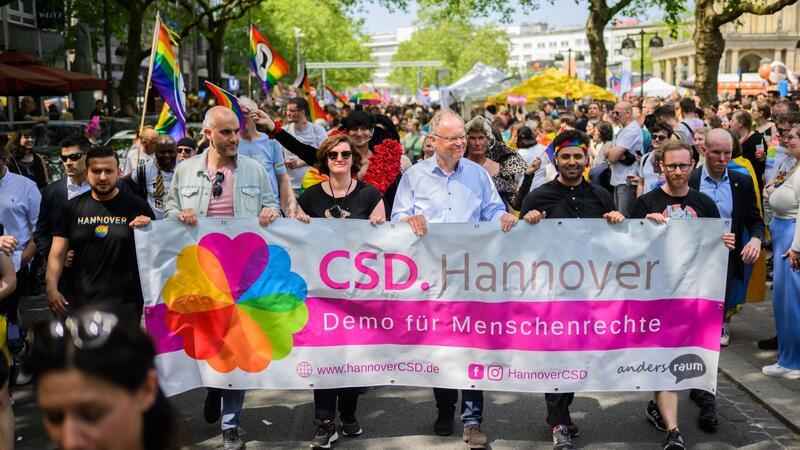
[[144, 304, 185, 354], [145, 297, 723, 355], [293, 297, 722, 352]]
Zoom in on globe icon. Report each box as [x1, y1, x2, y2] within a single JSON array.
[[296, 361, 313, 378]]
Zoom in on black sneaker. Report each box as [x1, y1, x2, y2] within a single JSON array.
[[646, 400, 667, 432], [310, 421, 338, 449], [204, 388, 222, 424], [758, 335, 778, 350], [565, 422, 580, 438], [698, 404, 718, 432], [222, 428, 245, 450], [434, 408, 454, 436], [662, 428, 685, 450], [340, 416, 362, 437], [552, 424, 575, 450]]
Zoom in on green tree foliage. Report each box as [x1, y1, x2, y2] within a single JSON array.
[[388, 6, 510, 93], [225, 0, 374, 90]]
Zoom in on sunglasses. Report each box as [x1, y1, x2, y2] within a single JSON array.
[[177, 147, 195, 154], [327, 151, 352, 160], [60, 152, 85, 162], [212, 171, 224, 197], [40, 310, 119, 350], [652, 134, 670, 142]]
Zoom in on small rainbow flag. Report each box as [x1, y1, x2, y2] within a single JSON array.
[[250, 25, 290, 94], [299, 66, 326, 122], [150, 13, 186, 137], [155, 103, 183, 140], [326, 86, 349, 104], [544, 142, 555, 164], [204, 80, 245, 132]]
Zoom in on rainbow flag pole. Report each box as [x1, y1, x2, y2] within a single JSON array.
[[139, 12, 162, 135]]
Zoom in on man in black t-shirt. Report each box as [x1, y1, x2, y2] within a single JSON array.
[[630, 141, 735, 450], [519, 130, 624, 222], [520, 130, 625, 450], [46, 147, 154, 320]]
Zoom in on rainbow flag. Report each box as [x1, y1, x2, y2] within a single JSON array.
[[204, 80, 245, 132], [728, 156, 768, 305], [544, 142, 556, 164], [150, 13, 186, 138], [326, 86, 349, 104], [299, 67, 326, 122], [250, 25, 290, 94], [155, 103, 183, 140]]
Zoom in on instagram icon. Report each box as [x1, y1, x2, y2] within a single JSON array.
[[467, 364, 485, 380], [487, 364, 504, 381]]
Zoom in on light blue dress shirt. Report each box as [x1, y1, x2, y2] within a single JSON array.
[[700, 165, 733, 219], [391, 156, 506, 223], [0, 171, 41, 271]]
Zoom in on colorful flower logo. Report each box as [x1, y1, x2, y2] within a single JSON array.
[[162, 232, 308, 373]]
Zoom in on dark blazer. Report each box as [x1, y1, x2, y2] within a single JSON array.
[[689, 167, 765, 282], [34, 177, 68, 261]]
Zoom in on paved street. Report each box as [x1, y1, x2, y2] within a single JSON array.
[[12, 295, 800, 449]]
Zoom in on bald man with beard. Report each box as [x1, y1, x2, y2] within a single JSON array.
[[166, 106, 307, 450]]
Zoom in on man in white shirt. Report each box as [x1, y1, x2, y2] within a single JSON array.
[[282, 97, 328, 193], [122, 127, 159, 176], [606, 102, 643, 216], [392, 109, 517, 449]]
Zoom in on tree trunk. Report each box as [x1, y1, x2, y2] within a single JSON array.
[[207, 21, 227, 85], [694, 3, 725, 105], [587, 10, 609, 88], [117, 6, 147, 118]]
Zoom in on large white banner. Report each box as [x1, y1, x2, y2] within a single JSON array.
[[135, 218, 729, 397]]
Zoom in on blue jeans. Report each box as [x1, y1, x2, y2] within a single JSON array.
[[221, 390, 245, 430], [433, 388, 483, 425]]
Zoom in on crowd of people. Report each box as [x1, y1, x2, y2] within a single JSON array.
[[0, 86, 797, 450]]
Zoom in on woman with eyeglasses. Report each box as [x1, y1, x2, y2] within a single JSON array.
[[248, 109, 408, 215], [296, 134, 383, 449], [464, 115, 526, 208], [25, 308, 183, 450], [7, 128, 48, 189]]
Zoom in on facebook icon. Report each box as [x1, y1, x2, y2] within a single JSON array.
[[467, 364, 485, 380]]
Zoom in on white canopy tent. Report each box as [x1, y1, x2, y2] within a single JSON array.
[[638, 77, 680, 97], [440, 62, 507, 109]]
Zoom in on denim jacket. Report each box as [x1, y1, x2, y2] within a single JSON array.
[[165, 150, 278, 219]]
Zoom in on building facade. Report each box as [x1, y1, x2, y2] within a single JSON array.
[[364, 26, 417, 90], [653, 4, 800, 86]]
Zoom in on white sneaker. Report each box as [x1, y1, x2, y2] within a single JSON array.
[[720, 323, 730, 347], [762, 363, 800, 379]]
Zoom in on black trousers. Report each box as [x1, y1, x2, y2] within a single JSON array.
[[313, 388, 361, 424], [689, 389, 716, 408], [545, 393, 575, 427]]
